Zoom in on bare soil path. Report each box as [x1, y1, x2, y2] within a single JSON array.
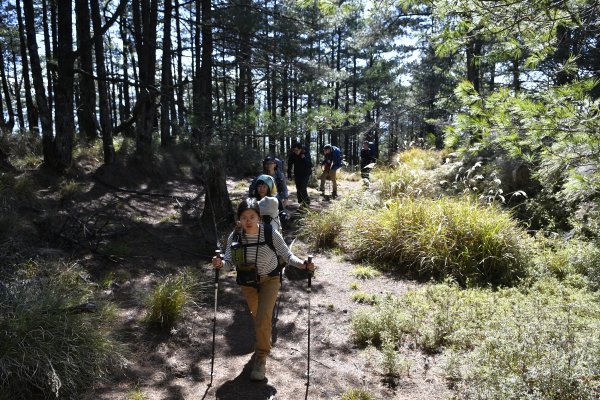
[[77, 171, 451, 400]]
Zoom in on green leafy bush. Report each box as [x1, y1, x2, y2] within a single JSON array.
[[144, 268, 204, 331], [352, 280, 600, 399], [0, 262, 124, 399], [344, 196, 533, 287], [532, 235, 600, 291]]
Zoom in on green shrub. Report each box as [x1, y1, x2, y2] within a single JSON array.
[[350, 265, 381, 280], [298, 201, 346, 248], [339, 388, 376, 400], [352, 280, 599, 399], [379, 336, 412, 378], [144, 268, 203, 331], [351, 291, 378, 305], [456, 281, 600, 399], [343, 196, 533, 287], [0, 262, 124, 399], [59, 180, 83, 201], [532, 234, 600, 291]]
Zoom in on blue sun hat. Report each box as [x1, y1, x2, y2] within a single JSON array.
[[256, 174, 276, 196]]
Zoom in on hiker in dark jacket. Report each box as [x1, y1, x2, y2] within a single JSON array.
[[212, 198, 315, 382], [360, 141, 375, 180], [319, 144, 343, 198], [287, 142, 313, 209]]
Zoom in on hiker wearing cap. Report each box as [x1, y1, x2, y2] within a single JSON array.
[[211, 198, 315, 381], [320, 144, 343, 198], [250, 174, 282, 233], [287, 142, 313, 209]]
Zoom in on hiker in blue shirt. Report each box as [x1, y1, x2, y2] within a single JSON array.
[[319, 144, 343, 198]]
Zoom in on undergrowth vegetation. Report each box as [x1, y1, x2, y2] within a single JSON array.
[[302, 147, 600, 398], [0, 261, 125, 399], [144, 268, 205, 331], [352, 280, 599, 399]]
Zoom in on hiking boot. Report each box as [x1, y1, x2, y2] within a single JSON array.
[[250, 356, 266, 381], [331, 191, 337, 199]]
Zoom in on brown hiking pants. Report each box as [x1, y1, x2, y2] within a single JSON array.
[[240, 274, 281, 358]]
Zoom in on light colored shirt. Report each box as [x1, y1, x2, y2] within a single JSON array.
[[222, 225, 303, 275]]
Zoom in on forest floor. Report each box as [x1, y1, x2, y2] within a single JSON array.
[[16, 154, 452, 400]]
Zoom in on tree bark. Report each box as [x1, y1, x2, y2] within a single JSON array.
[[53, 0, 75, 170], [75, 0, 99, 142], [91, 0, 115, 164], [132, 0, 159, 161], [23, 0, 54, 165], [15, 0, 38, 133], [197, 0, 213, 145], [12, 51, 25, 131], [0, 38, 15, 132], [42, 0, 54, 126], [160, 0, 174, 146]]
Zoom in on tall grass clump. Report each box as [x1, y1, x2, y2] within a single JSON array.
[[343, 196, 532, 287], [352, 280, 599, 399], [0, 262, 125, 399], [298, 201, 348, 248], [394, 147, 441, 170], [371, 148, 441, 199], [144, 268, 204, 331], [339, 388, 377, 400]]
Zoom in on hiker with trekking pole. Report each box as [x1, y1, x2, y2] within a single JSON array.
[[211, 197, 316, 382]]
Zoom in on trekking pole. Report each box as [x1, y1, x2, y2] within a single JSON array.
[[304, 255, 313, 400], [209, 249, 221, 386]]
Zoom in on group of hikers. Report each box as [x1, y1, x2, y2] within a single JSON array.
[[211, 140, 376, 382]]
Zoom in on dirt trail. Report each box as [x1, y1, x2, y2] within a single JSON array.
[[84, 177, 451, 400]]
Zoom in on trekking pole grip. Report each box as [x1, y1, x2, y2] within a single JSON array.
[[214, 250, 222, 283]]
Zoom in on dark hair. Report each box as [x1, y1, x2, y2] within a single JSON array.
[[291, 142, 303, 150], [237, 198, 260, 219], [323, 144, 332, 152], [262, 156, 277, 170]]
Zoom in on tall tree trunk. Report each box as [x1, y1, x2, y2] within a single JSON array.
[[23, 0, 54, 165], [42, 0, 54, 128], [174, 0, 185, 130], [16, 0, 38, 133], [160, 0, 174, 146], [192, 0, 202, 142], [0, 37, 15, 132], [54, 0, 75, 170], [119, 14, 131, 121], [12, 52, 25, 131], [91, 0, 115, 164], [197, 0, 213, 145], [132, 0, 159, 161], [75, 0, 99, 142]]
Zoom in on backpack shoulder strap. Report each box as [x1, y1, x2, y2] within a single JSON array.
[[263, 223, 277, 255]]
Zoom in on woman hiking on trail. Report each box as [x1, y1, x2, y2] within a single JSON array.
[[211, 198, 316, 382]]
